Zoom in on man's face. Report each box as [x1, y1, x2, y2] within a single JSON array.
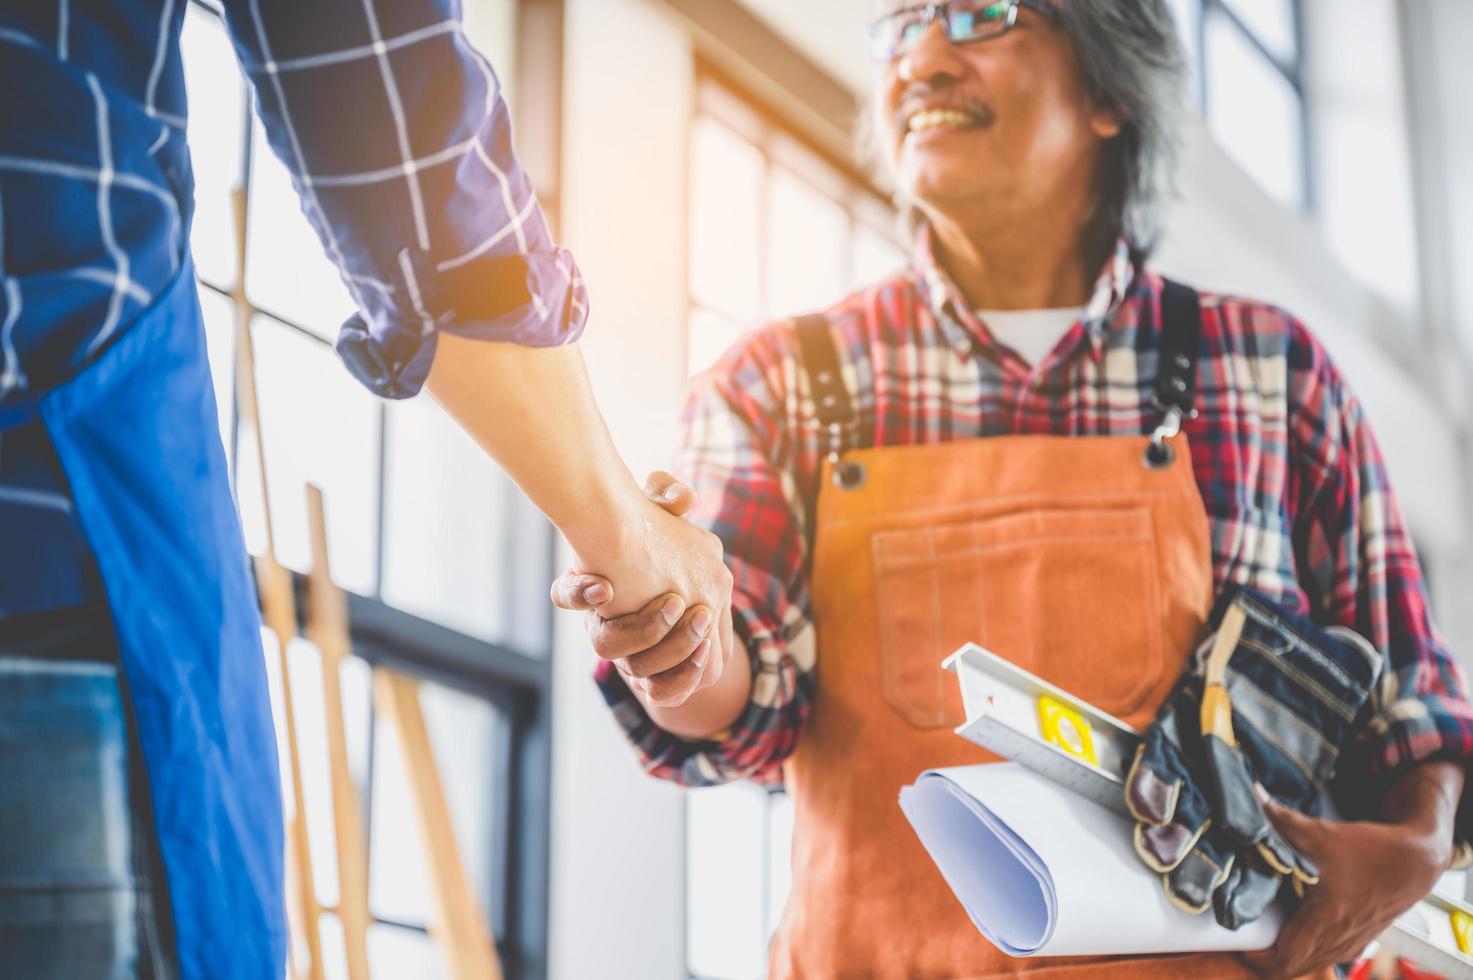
[[875, 1, 1120, 220]]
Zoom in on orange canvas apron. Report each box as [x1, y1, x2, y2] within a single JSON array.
[[765, 289, 1314, 978]]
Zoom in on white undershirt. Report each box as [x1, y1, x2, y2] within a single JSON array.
[[977, 307, 1086, 367]]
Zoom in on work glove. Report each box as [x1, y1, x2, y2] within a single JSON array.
[[1124, 586, 1384, 928]]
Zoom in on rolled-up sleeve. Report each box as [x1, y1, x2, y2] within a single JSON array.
[[1287, 323, 1473, 835], [595, 328, 817, 787], [221, 0, 586, 398]]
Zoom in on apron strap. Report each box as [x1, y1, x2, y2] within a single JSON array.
[[1145, 278, 1202, 469], [1155, 278, 1202, 419], [795, 313, 854, 432], [794, 313, 866, 489]]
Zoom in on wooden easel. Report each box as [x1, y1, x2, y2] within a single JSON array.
[[231, 189, 503, 980], [230, 188, 323, 980]]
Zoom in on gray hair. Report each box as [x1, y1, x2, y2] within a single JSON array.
[[869, 0, 1189, 258]]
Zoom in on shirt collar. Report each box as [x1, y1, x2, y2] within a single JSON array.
[[914, 229, 1137, 362]]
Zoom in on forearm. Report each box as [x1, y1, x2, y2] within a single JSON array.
[[641, 637, 753, 741], [426, 335, 641, 561], [1379, 761, 1465, 863]]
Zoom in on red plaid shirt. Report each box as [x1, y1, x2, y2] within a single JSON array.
[[596, 236, 1473, 822]]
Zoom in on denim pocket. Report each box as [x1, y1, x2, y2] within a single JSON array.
[[0, 658, 144, 976]]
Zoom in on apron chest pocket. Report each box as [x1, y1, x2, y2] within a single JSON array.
[[871, 506, 1167, 730]]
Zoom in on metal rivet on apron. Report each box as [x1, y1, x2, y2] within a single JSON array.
[[1146, 404, 1184, 469], [1173, 354, 1191, 371], [834, 460, 868, 491], [1144, 439, 1175, 469]]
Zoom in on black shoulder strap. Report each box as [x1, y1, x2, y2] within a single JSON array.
[[795, 313, 872, 489], [794, 313, 855, 440], [1156, 278, 1202, 419]]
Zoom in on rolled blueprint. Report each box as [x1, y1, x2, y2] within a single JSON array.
[[899, 762, 1281, 957]]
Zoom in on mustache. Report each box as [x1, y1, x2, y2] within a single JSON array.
[[892, 87, 996, 132]]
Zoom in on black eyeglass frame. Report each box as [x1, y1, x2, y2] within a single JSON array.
[[868, 0, 1062, 61]]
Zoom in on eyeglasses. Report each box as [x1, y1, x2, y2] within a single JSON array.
[[868, 0, 1061, 62]]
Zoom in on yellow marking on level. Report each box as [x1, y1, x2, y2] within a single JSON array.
[[1451, 909, 1473, 955], [1037, 696, 1098, 766]]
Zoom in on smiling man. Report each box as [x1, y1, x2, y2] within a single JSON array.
[[554, 1, 1473, 976]]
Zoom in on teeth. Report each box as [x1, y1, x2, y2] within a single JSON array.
[[907, 108, 978, 133]]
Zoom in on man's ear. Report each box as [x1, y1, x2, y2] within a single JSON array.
[[1090, 105, 1124, 140]]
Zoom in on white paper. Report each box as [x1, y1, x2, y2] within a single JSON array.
[[898, 763, 1281, 957]]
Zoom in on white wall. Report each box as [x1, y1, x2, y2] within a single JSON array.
[[550, 1, 693, 977]]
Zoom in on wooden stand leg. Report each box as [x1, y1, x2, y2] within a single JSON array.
[[375, 671, 504, 980], [305, 486, 373, 980], [257, 554, 327, 980], [233, 186, 323, 980]]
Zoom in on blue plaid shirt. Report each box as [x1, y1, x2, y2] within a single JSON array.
[[0, 0, 587, 615]]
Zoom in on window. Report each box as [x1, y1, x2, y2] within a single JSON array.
[[1168, 0, 1311, 211], [683, 75, 905, 980], [686, 77, 906, 379], [182, 4, 550, 977]]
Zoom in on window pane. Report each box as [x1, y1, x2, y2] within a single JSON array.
[[340, 655, 373, 794], [1220, 0, 1297, 63], [367, 926, 448, 979], [181, 6, 245, 287], [197, 287, 236, 472], [381, 397, 509, 642], [690, 118, 765, 322], [1205, 11, 1305, 209], [687, 307, 747, 379], [368, 699, 431, 925], [259, 627, 296, 823], [245, 118, 356, 340], [369, 682, 501, 937], [850, 224, 906, 292], [765, 167, 848, 319], [237, 317, 380, 595], [687, 783, 767, 980], [420, 683, 500, 929], [461, 0, 517, 104], [287, 637, 342, 908], [319, 914, 349, 980]]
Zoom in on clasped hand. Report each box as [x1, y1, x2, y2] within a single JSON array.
[[1243, 788, 1458, 976], [551, 472, 731, 709]]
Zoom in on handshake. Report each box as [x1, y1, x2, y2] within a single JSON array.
[[549, 472, 744, 728]]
